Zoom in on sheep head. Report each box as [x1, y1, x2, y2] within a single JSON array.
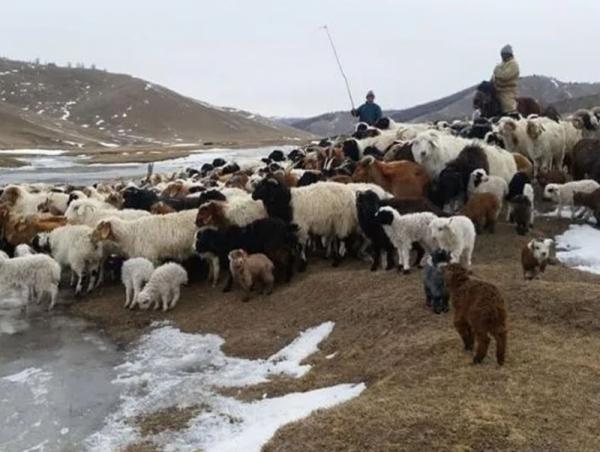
[[542, 184, 560, 202], [92, 221, 115, 243], [526, 120, 545, 140], [228, 248, 248, 272], [0, 186, 22, 207]]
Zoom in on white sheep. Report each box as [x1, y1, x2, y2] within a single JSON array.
[[136, 262, 188, 312], [35, 224, 103, 295], [0, 185, 49, 216], [526, 116, 566, 172], [375, 207, 438, 273], [0, 254, 61, 309], [91, 209, 198, 263], [65, 199, 150, 227], [468, 169, 509, 209], [543, 180, 600, 219], [412, 130, 464, 178], [14, 244, 35, 257], [121, 257, 154, 309], [429, 216, 476, 267]]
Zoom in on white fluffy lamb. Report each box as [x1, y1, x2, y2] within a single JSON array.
[[34, 225, 103, 295], [0, 253, 61, 309], [136, 262, 188, 312], [65, 199, 150, 227], [91, 209, 198, 263], [543, 180, 600, 219], [468, 169, 509, 209], [121, 257, 154, 309], [429, 216, 476, 267], [375, 207, 437, 273]]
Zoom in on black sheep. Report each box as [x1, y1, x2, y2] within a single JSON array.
[[287, 149, 305, 163], [268, 150, 286, 162], [122, 186, 159, 210], [297, 171, 323, 187], [510, 195, 532, 235], [506, 171, 531, 201], [423, 249, 451, 314], [356, 191, 395, 271], [221, 162, 240, 175], [197, 189, 227, 206], [194, 217, 298, 290], [342, 139, 361, 161], [212, 158, 226, 168]]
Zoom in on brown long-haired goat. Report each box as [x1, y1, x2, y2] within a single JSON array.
[[443, 263, 507, 365], [228, 249, 275, 302], [460, 192, 500, 234]]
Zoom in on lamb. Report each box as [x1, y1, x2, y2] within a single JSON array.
[[33, 225, 103, 295], [228, 249, 275, 302], [65, 199, 150, 227], [136, 262, 188, 312], [90, 209, 198, 263], [443, 263, 507, 365], [422, 249, 451, 314], [251, 178, 357, 267], [460, 193, 500, 234], [374, 207, 438, 273], [521, 238, 553, 280], [543, 180, 600, 219], [0, 254, 61, 309], [121, 257, 155, 309], [468, 169, 509, 210], [429, 216, 476, 267]]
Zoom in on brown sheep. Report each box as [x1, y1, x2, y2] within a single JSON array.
[[0, 205, 67, 247], [150, 201, 176, 215], [460, 192, 500, 234], [443, 263, 507, 365], [536, 169, 568, 189], [228, 249, 274, 302], [352, 156, 430, 198], [521, 238, 553, 280], [195, 201, 231, 228], [513, 153, 533, 179], [161, 181, 188, 198], [225, 172, 250, 190]]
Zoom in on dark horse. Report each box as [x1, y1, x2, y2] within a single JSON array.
[[473, 80, 541, 119]]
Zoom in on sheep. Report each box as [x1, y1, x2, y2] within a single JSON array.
[[352, 156, 430, 199], [251, 179, 357, 267], [521, 238, 553, 280], [572, 188, 600, 223], [0, 185, 50, 216], [195, 198, 266, 229], [374, 207, 438, 274], [468, 169, 509, 209], [412, 130, 464, 178], [505, 172, 535, 226], [0, 254, 61, 309], [14, 244, 35, 257], [136, 262, 188, 312], [429, 216, 476, 267], [0, 206, 67, 250], [526, 116, 566, 172], [65, 199, 150, 227], [460, 193, 500, 234], [536, 169, 567, 189], [121, 257, 155, 309], [382, 141, 415, 162], [90, 209, 198, 264], [443, 263, 507, 365], [422, 249, 451, 314], [228, 249, 275, 302], [194, 217, 298, 288], [570, 138, 600, 182], [33, 225, 103, 295], [543, 180, 600, 219]]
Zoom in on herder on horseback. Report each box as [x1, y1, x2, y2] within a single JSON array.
[[492, 44, 520, 114]]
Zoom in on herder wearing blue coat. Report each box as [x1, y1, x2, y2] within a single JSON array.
[[351, 90, 382, 125]]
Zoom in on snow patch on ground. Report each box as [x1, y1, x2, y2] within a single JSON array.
[[2, 367, 52, 405], [86, 322, 365, 452], [0, 149, 66, 156], [555, 224, 600, 274]]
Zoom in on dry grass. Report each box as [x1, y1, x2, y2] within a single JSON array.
[[135, 405, 201, 437], [71, 216, 600, 451]]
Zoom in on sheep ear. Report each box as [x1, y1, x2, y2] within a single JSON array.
[[99, 222, 111, 240], [15, 221, 28, 232]]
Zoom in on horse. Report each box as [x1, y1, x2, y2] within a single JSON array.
[[473, 80, 541, 120]]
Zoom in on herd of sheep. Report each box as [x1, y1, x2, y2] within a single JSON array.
[[2, 106, 600, 365]]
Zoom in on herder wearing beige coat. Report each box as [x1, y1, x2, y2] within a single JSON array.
[[492, 44, 520, 114]]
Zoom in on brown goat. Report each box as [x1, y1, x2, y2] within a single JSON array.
[[443, 263, 507, 365], [228, 249, 274, 302], [0, 205, 67, 247], [460, 193, 500, 234], [352, 156, 430, 198], [513, 153, 533, 179], [521, 238, 553, 280]]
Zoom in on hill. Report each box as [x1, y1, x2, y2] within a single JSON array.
[[283, 75, 600, 136], [0, 58, 312, 149]]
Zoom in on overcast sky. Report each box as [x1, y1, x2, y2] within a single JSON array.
[[3, 0, 599, 117]]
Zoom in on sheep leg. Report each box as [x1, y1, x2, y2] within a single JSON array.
[[222, 271, 233, 293], [212, 257, 220, 287], [69, 270, 76, 287], [400, 245, 411, 274], [369, 247, 381, 272], [169, 287, 180, 310], [87, 267, 98, 293], [331, 238, 341, 267], [557, 202, 563, 219], [161, 290, 171, 312], [74, 271, 84, 296], [124, 282, 132, 308], [95, 262, 105, 289], [454, 319, 473, 351], [48, 285, 59, 311], [385, 249, 395, 270], [493, 330, 507, 366], [424, 285, 433, 308], [131, 280, 145, 309], [505, 203, 512, 222], [473, 332, 491, 364]]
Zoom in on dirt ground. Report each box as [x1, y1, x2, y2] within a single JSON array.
[[70, 216, 600, 452]]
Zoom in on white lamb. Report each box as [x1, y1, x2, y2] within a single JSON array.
[[121, 257, 154, 309], [543, 180, 600, 219], [136, 262, 188, 312], [429, 216, 476, 267], [0, 253, 61, 309], [375, 207, 437, 273], [65, 199, 150, 227], [468, 169, 509, 209], [35, 224, 103, 295], [91, 209, 198, 263]]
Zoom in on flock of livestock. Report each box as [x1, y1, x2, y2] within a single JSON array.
[[2, 106, 600, 365]]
